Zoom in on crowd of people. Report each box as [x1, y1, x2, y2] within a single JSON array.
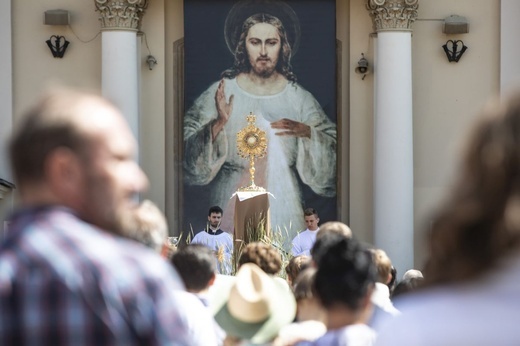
[[4, 84, 520, 345]]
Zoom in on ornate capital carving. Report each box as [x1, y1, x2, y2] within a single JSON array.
[[95, 0, 149, 31], [366, 0, 419, 32]]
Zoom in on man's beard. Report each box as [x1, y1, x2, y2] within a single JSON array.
[[251, 60, 276, 78], [81, 175, 138, 237]]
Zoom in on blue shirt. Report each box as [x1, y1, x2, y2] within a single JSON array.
[[0, 205, 198, 345]]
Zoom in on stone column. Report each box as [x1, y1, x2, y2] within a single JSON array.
[[0, 0, 14, 236], [94, 0, 149, 145], [366, 0, 418, 274], [0, 0, 13, 182], [500, 0, 520, 93]]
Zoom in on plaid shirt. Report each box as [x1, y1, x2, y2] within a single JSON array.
[[0, 205, 206, 345]]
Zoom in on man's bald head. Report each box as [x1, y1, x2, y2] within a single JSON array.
[[9, 88, 119, 188]]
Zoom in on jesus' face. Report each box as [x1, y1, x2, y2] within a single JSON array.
[[245, 22, 281, 78]]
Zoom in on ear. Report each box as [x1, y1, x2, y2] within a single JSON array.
[[46, 147, 84, 200], [362, 284, 375, 309], [208, 273, 216, 287], [386, 272, 393, 285]]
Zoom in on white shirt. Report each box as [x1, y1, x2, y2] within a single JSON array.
[[370, 283, 400, 328], [191, 231, 233, 275], [292, 228, 320, 256], [168, 290, 219, 345], [298, 324, 376, 346]]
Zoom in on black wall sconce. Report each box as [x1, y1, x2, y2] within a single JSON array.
[[442, 40, 468, 63], [46, 35, 70, 58], [442, 15, 469, 63], [355, 53, 369, 80], [44, 9, 70, 58]]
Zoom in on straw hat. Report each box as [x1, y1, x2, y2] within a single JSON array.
[[211, 263, 296, 344]]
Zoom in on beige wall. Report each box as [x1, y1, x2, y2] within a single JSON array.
[[12, 1, 102, 115], [10, 0, 501, 268], [11, 0, 168, 210], [348, 0, 499, 269], [139, 0, 167, 211], [349, 0, 376, 244], [165, 0, 184, 233], [412, 1, 499, 268]]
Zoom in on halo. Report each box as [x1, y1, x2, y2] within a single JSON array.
[[224, 0, 301, 57]]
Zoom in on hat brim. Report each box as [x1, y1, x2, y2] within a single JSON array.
[[210, 274, 296, 344]]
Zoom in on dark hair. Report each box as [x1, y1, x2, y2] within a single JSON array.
[[238, 242, 282, 275], [304, 208, 318, 218], [388, 266, 397, 294], [313, 235, 377, 310], [293, 267, 317, 301], [221, 13, 296, 83], [208, 206, 223, 216], [9, 89, 94, 186], [391, 276, 424, 299], [171, 244, 216, 292], [424, 93, 520, 285], [285, 255, 311, 285]]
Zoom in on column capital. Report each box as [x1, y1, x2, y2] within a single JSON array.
[[95, 0, 149, 31], [366, 0, 419, 32]]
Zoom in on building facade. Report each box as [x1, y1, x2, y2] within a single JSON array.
[[1, 0, 519, 273]]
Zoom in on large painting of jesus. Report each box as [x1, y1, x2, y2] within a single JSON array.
[[181, 0, 337, 239]]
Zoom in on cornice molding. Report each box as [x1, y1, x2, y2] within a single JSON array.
[[366, 0, 419, 32], [94, 0, 149, 31]]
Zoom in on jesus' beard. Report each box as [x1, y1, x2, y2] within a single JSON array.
[[251, 60, 277, 78]]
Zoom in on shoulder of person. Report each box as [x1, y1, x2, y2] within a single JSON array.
[[192, 231, 207, 241], [220, 231, 233, 239]]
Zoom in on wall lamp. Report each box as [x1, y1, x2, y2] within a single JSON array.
[[355, 53, 369, 80], [442, 15, 469, 63], [146, 55, 158, 70], [44, 9, 70, 58]]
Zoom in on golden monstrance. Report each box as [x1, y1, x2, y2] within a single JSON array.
[[236, 112, 267, 192]]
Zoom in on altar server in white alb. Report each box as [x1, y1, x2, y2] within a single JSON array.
[[191, 206, 233, 274], [292, 208, 320, 256]]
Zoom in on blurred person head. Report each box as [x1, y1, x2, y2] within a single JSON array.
[[9, 87, 148, 234], [391, 276, 424, 299], [402, 269, 423, 281], [311, 225, 353, 265], [424, 92, 520, 285], [238, 241, 282, 275], [285, 255, 311, 287], [171, 244, 217, 293], [316, 221, 353, 240], [371, 248, 393, 285], [313, 235, 377, 329], [128, 199, 168, 253], [273, 267, 327, 345], [293, 267, 327, 323]]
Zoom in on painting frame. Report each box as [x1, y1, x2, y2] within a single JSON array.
[[167, 0, 347, 237]]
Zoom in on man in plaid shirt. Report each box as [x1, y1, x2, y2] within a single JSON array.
[[0, 88, 216, 345]]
